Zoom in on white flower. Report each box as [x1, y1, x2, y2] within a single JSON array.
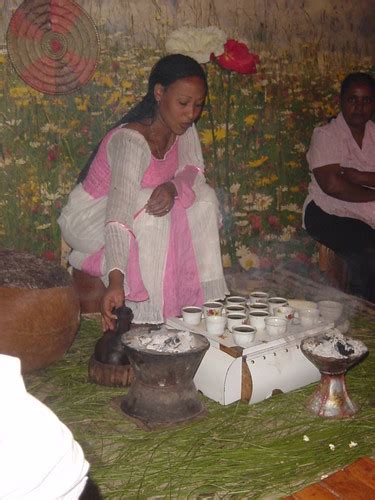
[[230, 182, 240, 195], [236, 245, 260, 270], [250, 193, 273, 211], [320, 474, 329, 480], [329, 443, 335, 451], [349, 441, 358, 448], [303, 435, 310, 442], [280, 203, 302, 213], [165, 26, 227, 64]]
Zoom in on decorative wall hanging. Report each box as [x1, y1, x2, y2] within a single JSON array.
[[6, 0, 100, 95]]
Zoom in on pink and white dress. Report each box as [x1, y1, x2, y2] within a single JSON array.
[[58, 124, 228, 323]]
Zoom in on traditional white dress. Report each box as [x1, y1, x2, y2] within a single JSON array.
[[58, 124, 228, 323]]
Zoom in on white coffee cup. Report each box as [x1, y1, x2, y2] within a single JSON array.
[[275, 305, 295, 322], [225, 304, 247, 315], [203, 301, 224, 318], [268, 297, 288, 315], [248, 310, 270, 330], [248, 302, 269, 314], [205, 315, 226, 336], [265, 316, 287, 337], [181, 306, 202, 326], [249, 291, 269, 304], [232, 325, 256, 347], [226, 295, 247, 307], [227, 312, 247, 332], [299, 308, 320, 328]]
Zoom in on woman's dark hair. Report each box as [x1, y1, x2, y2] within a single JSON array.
[[77, 54, 207, 183], [340, 72, 375, 100]]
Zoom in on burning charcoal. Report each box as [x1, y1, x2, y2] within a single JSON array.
[[335, 340, 355, 357]]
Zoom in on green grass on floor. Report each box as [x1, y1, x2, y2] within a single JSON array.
[[25, 315, 375, 499]]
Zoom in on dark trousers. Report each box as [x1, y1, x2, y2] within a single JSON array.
[[304, 201, 375, 302]]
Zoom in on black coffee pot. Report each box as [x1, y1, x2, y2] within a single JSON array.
[[94, 305, 134, 365]]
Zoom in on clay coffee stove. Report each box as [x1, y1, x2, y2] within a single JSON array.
[[301, 330, 368, 418], [120, 327, 210, 430]]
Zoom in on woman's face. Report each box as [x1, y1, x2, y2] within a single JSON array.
[[154, 76, 206, 135], [341, 82, 375, 131]]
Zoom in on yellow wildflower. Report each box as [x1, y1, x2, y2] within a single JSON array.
[[121, 80, 133, 90], [120, 95, 136, 107], [200, 126, 226, 146], [106, 90, 121, 106], [0, 54, 6, 64], [74, 96, 90, 112], [244, 114, 257, 126], [287, 161, 301, 169], [287, 214, 296, 222], [69, 120, 80, 128], [264, 134, 275, 140], [290, 186, 300, 193], [248, 156, 268, 168]]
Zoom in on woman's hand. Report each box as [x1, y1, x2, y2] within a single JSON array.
[[101, 270, 125, 331], [145, 181, 177, 217]]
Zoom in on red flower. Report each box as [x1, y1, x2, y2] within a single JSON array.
[[47, 144, 59, 162], [42, 250, 56, 262], [216, 39, 260, 74]]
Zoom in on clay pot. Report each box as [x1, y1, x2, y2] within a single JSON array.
[[0, 251, 80, 373]]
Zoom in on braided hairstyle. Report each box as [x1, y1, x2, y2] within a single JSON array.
[[77, 54, 207, 183]]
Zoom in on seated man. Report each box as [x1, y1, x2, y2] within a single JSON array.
[[0, 354, 90, 499]]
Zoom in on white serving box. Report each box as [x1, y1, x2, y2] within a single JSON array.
[[166, 317, 334, 406]]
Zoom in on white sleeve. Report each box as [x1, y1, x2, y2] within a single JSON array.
[[104, 129, 150, 276], [178, 123, 205, 171], [306, 126, 343, 170], [0, 355, 89, 500]]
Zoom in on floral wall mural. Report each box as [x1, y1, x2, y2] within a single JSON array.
[[0, 0, 374, 275]]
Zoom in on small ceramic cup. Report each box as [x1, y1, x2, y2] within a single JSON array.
[[268, 297, 288, 315], [203, 301, 224, 318], [299, 308, 320, 328], [205, 315, 227, 336], [248, 310, 270, 331], [275, 305, 295, 322], [225, 304, 247, 315], [248, 302, 269, 314], [249, 291, 269, 304], [232, 325, 256, 348], [181, 306, 202, 326], [265, 316, 287, 337], [317, 300, 343, 322], [227, 312, 247, 332], [226, 295, 248, 307]]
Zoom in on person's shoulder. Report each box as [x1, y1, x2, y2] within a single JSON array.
[[108, 124, 149, 149], [310, 114, 343, 143]]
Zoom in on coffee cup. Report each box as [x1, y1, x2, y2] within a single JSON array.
[[203, 301, 224, 318], [268, 297, 288, 315], [232, 325, 256, 347], [181, 306, 202, 326], [248, 302, 269, 314], [299, 308, 320, 328], [249, 291, 269, 304], [227, 312, 247, 332], [225, 304, 247, 315], [205, 315, 226, 336], [248, 310, 270, 330], [275, 305, 295, 322], [265, 316, 287, 337], [226, 295, 247, 307]]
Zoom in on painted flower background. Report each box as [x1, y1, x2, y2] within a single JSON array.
[[0, 30, 373, 274]]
